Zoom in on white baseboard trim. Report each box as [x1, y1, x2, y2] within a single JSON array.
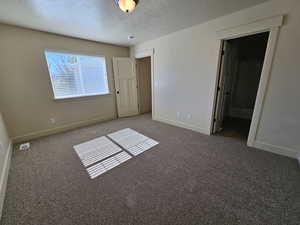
[[154, 116, 210, 135], [12, 114, 117, 143], [0, 142, 12, 219], [251, 141, 300, 159]]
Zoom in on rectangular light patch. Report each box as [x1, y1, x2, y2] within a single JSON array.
[[86, 151, 132, 179], [108, 128, 159, 156], [74, 136, 122, 167]]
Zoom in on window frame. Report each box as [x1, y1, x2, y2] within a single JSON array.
[[44, 49, 111, 100]]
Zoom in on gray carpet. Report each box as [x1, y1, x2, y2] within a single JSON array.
[[1, 114, 300, 225]]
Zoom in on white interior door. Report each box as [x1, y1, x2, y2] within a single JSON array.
[[213, 42, 229, 133], [113, 57, 139, 117]]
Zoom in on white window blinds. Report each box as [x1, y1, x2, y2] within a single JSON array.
[[45, 51, 109, 99]]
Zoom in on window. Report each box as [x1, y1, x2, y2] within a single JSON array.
[[45, 51, 109, 99]]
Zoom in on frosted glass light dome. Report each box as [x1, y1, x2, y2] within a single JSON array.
[[116, 0, 139, 13]]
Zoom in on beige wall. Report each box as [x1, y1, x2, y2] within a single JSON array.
[[132, 0, 300, 158], [0, 24, 129, 141]]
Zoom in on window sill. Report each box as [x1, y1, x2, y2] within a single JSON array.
[[53, 93, 112, 102]]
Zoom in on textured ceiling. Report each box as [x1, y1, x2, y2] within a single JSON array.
[[0, 0, 269, 46]]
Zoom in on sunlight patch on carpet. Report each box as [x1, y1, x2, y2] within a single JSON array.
[[73, 129, 159, 179], [74, 136, 122, 167], [87, 151, 132, 179], [108, 128, 159, 156]]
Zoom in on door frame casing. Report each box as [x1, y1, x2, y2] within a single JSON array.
[[134, 49, 155, 119], [210, 15, 284, 148]]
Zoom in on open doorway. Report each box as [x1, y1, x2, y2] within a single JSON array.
[[212, 32, 269, 140], [136, 56, 152, 115]]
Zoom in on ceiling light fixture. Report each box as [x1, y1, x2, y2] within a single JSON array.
[[114, 0, 139, 13]]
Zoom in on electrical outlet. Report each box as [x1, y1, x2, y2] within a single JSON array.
[[50, 118, 56, 124]]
